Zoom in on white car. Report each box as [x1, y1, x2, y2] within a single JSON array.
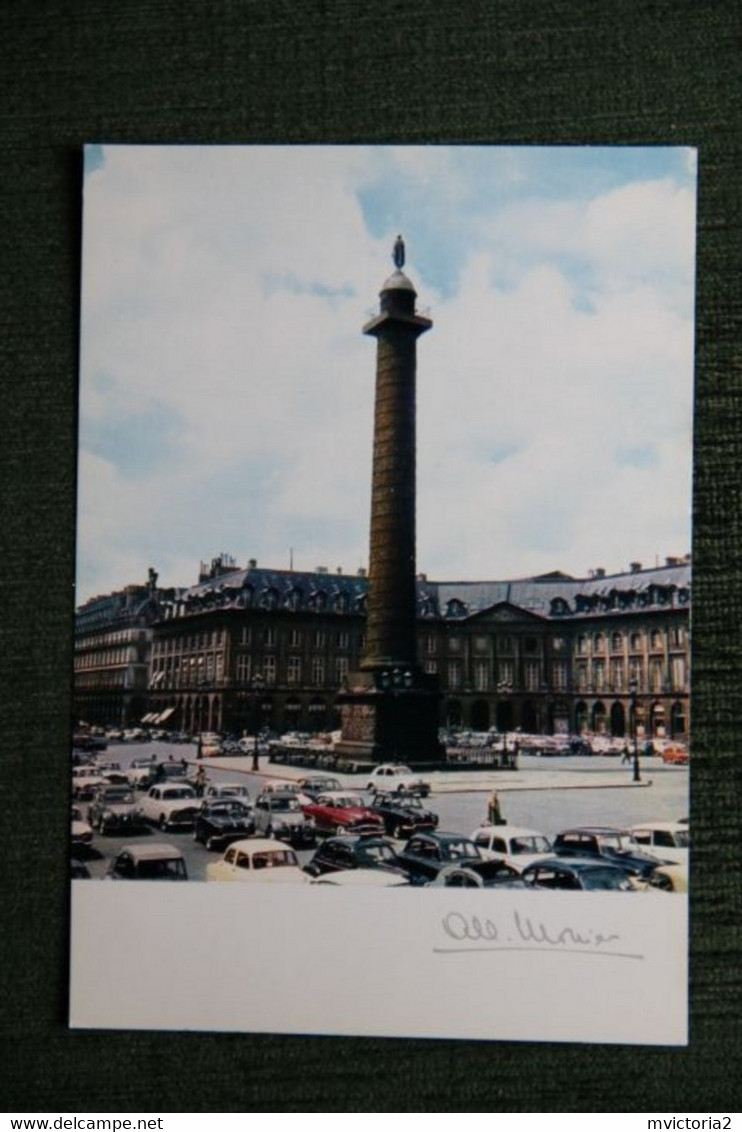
[[206, 838, 308, 883], [71, 805, 93, 850], [127, 758, 156, 789], [138, 783, 200, 831], [470, 825, 554, 873], [366, 764, 431, 797], [629, 822, 689, 865]]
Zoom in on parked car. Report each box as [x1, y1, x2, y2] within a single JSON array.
[[369, 791, 439, 839], [470, 825, 553, 873], [366, 764, 431, 797], [138, 783, 200, 831], [71, 766, 107, 801], [302, 835, 404, 878], [629, 821, 689, 865], [296, 775, 342, 800], [661, 744, 690, 765], [87, 784, 143, 835], [107, 843, 188, 881], [395, 830, 517, 884], [302, 791, 385, 837], [71, 805, 93, 850], [521, 857, 637, 891], [206, 838, 307, 883], [553, 826, 667, 879], [193, 798, 256, 850], [253, 791, 317, 846]]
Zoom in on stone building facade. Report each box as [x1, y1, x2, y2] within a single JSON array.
[[138, 554, 690, 742]]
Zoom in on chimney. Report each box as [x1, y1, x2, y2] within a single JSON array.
[[630, 562, 642, 573], [357, 567, 367, 577], [248, 558, 257, 569], [665, 556, 679, 567]]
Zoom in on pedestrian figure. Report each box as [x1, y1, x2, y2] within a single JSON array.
[[487, 790, 505, 826], [252, 735, 260, 772], [621, 744, 631, 765], [194, 765, 207, 797]]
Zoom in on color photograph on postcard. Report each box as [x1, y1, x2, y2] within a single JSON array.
[[70, 145, 695, 1044]]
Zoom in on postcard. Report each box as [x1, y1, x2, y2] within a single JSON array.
[[70, 145, 695, 1044]]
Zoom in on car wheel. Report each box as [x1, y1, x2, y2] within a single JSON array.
[[336, 825, 346, 835], [393, 824, 405, 840], [206, 836, 216, 851]]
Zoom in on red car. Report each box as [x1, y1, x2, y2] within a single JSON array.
[[302, 791, 384, 837], [661, 744, 689, 765]]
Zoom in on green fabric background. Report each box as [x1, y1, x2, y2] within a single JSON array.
[[1, 0, 740, 1113]]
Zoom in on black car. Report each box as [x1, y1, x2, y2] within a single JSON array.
[[303, 835, 405, 878], [552, 826, 668, 879], [521, 856, 636, 891], [369, 791, 439, 839], [193, 799, 256, 850], [395, 830, 519, 885]]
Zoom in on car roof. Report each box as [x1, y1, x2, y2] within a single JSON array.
[[119, 843, 185, 861], [556, 827, 632, 837], [473, 825, 548, 839], [629, 821, 687, 832], [223, 838, 294, 854]]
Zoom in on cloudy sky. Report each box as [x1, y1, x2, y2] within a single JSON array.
[[77, 145, 696, 603]]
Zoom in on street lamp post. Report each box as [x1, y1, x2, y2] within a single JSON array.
[[628, 679, 641, 783], [251, 672, 265, 771]]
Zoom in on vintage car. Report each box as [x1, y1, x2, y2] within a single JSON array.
[[302, 791, 384, 837], [661, 744, 690, 765], [193, 798, 256, 850], [253, 791, 317, 846], [629, 821, 689, 865], [138, 783, 200, 831], [521, 857, 637, 891], [552, 826, 668, 879], [369, 791, 439, 839], [430, 863, 526, 888], [206, 838, 307, 883], [107, 843, 188, 881], [469, 825, 553, 873], [296, 775, 343, 800], [365, 764, 431, 797], [302, 835, 404, 878], [87, 784, 143, 835], [71, 805, 94, 850], [71, 765, 107, 801], [395, 831, 517, 884]]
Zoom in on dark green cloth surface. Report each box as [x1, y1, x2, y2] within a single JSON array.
[[1, 0, 740, 1113]]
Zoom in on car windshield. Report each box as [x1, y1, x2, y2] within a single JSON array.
[[162, 787, 196, 799], [136, 858, 187, 879], [101, 788, 135, 803], [331, 796, 363, 808], [598, 833, 638, 852], [511, 836, 551, 854], [269, 797, 301, 812], [209, 802, 249, 816], [673, 830, 690, 848], [217, 786, 248, 796]]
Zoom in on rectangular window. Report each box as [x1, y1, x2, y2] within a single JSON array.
[[552, 660, 568, 691], [236, 655, 251, 684], [425, 634, 436, 655], [671, 656, 686, 691], [311, 656, 325, 686], [525, 660, 540, 691], [263, 655, 276, 685], [264, 626, 276, 647], [577, 663, 588, 692], [313, 630, 325, 649], [240, 626, 251, 646], [610, 660, 624, 692], [336, 631, 349, 649], [593, 660, 605, 692], [289, 628, 302, 648], [335, 657, 349, 684], [474, 660, 489, 691], [449, 637, 461, 653], [424, 660, 438, 675], [650, 659, 664, 693], [497, 660, 514, 689], [447, 660, 462, 689], [287, 656, 302, 685]]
